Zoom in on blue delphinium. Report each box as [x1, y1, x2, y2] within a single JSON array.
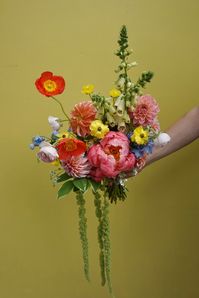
[[131, 140, 154, 158], [29, 135, 45, 150]]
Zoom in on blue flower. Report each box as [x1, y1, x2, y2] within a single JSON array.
[[131, 140, 154, 158], [32, 136, 45, 146]]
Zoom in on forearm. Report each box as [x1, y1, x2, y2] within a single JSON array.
[[146, 106, 199, 166]]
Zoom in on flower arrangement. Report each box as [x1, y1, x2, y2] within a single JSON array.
[[30, 25, 170, 296]]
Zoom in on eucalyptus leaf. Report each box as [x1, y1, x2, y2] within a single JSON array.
[[57, 180, 74, 199], [73, 178, 89, 193]]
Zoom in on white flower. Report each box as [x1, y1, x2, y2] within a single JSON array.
[[154, 133, 171, 146], [114, 94, 123, 107], [122, 111, 130, 123], [127, 62, 138, 70], [48, 116, 60, 131], [37, 146, 58, 163], [116, 99, 125, 115], [106, 112, 116, 127], [117, 77, 125, 88], [117, 121, 126, 132]]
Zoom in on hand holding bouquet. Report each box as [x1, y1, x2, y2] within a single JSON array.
[[30, 25, 170, 296]]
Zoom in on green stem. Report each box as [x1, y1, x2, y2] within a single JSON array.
[[51, 96, 70, 121], [76, 191, 90, 282]]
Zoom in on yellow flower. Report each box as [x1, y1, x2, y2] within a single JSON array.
[[56, 131, 71, 140], [51, 160, 60, 166], [109, 88, 121, 98], [131, 126, 149, 145], [82, 84, 94, 95], [90, 120, 109, 139]]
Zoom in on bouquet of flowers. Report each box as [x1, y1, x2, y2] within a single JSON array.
[[30, 25, 170, 295]]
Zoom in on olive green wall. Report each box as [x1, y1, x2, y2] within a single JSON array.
[[0, 0, 199, 297]]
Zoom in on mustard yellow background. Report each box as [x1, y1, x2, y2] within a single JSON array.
[[0, 0, 199, 297]]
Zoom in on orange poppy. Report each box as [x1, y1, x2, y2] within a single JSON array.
[[35, 71, 65, 97]]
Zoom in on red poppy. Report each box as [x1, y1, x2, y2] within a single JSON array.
[[56, 138, 86, 160], [35, 71, 65, 97]]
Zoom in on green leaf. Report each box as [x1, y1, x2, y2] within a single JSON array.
[[57, 180, 74, 199], [73, 178, 89, 193], [89, 179, 101, 192], [57, 172, 71, 183]]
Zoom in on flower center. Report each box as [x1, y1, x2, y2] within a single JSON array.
[[44, 80, 57, 92], [140, 133, 145, 138], [97, 127, 102, 131], [65, 139, 77, 151], [108, 145, 121, 161]]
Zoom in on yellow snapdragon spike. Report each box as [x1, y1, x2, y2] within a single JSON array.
[[109, 88, 121, 98], [90, 120, 109, 139], [131, 126, 149, 145], [82, 84, 94, 95]]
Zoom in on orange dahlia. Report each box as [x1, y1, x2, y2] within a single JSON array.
[[35, 71, 65, 97], [70, 101, 97, 137]]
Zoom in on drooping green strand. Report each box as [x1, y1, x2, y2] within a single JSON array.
[[76, 191, 90, 282], [93, 191, 106, 286], [102, 195, 113, 294]]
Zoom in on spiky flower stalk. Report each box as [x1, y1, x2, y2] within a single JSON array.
[[102, 195, 113, 295], [93, 190, 106, 286], [76, 191, 90, 281]]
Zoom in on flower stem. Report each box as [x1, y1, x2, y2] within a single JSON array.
[[51, 96, 70, 122]]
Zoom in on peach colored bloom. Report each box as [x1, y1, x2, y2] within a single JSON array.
[[70, 101, 97, 137], [129, 95, 160, 127], [88, 131, 135, 180]]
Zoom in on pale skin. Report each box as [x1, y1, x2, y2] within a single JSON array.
[[145, 106, 199, 166]]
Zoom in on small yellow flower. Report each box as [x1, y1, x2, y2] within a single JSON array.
[[51, 160, 60, 166], [109, 88, 121, 98], [131, 126, 149, 145], [56, 131, 70, 139], [82, 84, 94, 95], [90, 120, 109, 139]]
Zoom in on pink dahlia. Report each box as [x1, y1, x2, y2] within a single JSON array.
[[87, 131, 136, 180], [70, 101, 97, 137], [61, 155, 91, 178], [129, 95, 160, 127]]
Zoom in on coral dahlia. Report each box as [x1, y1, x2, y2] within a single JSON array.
[[70, 101, 97, 137]]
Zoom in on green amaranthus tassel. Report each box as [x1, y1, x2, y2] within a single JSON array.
[[102, 195, 113, 295], [93, 190, 106, 286], [76, 190, 90, 281]]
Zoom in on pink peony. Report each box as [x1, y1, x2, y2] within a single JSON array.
[[88, 131, 135, 180], [129, 95, 160, 127], [70, 101, 97, 137], [61, 155, 91, 178]]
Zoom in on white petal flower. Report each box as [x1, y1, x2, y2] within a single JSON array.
[[37, 146, 58, 163], [48, 116, 60, 131], [154, 133, 171, 146], [117, 77, 125, 88]]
